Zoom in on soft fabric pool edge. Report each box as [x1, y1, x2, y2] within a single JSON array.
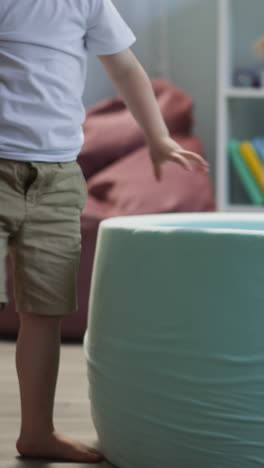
[[84, 213, 264, 468]]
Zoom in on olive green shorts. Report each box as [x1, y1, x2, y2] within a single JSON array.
[[0, 158, 87, 317]]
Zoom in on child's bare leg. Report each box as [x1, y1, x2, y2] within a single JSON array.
[[15, 312, 103, 463]]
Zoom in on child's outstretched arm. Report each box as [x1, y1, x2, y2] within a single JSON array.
[[98, 49, 209, 181]]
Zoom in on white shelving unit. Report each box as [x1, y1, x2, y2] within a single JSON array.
[[217, 0, 264, 212]]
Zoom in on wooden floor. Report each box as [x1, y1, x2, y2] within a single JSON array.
[[0, 340, 113, 468]]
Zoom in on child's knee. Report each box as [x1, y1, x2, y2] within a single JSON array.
[[19, 311, 63, 325]]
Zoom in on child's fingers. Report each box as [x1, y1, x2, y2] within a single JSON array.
[[153, 162, 162, 181], [167, 152, 192, 171], [176, 149, 209, 167], [168, 151, 209, 173]]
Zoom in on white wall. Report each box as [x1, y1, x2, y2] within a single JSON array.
[[83, 0, 217, 189]]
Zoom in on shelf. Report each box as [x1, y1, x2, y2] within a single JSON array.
[[217, 0, 264, 212], [220, 204, 264, 212], [225, 88, 264, 99]]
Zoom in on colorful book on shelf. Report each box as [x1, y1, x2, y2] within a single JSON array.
[[239, 141, 264, 192], [252, 138, 264, 163], [228, 140, 264, 205]]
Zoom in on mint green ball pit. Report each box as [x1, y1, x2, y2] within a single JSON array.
[[83, 212, 264, 468]]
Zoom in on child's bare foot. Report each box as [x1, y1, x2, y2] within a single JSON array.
[[16, 430, 104, 463]]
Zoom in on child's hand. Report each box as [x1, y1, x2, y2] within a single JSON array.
[[148, 135, 210, 181]]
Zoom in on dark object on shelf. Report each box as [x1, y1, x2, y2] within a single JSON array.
[[233, 68, 260, 88]]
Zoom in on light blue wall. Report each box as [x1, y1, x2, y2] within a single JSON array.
[[83, 0, 217, 189], [167, 0, 217, 188]]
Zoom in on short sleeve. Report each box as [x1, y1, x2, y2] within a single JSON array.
[[85, 0, 136, 55]]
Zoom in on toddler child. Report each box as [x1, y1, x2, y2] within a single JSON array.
[[0, 0, 209, 463]]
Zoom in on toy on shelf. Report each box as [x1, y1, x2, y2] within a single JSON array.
[[233, 68, 260, 88], [233, 37, 264, 88], [233, 67, 260, 88]]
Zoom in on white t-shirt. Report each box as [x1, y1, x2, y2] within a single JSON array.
[[0, 0, 136, 162]]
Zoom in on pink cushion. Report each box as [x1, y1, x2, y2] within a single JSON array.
[[86, 135, 215, 218]]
